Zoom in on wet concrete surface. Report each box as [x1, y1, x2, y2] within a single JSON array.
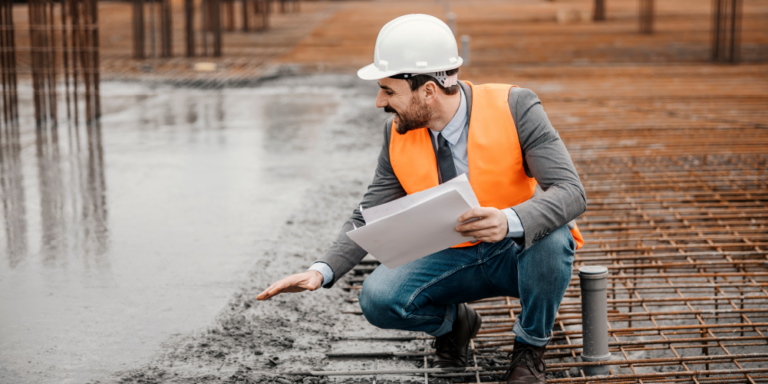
[[0, 74, 389, 383]]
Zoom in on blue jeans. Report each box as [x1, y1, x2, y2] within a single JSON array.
[[358, 225, 575, 347]]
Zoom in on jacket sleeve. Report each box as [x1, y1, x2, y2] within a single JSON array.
[[508, 87, 587, 249], [317, 118, 407, 287]]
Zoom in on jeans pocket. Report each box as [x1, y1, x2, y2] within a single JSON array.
[[565, 228, 576, 254], [515, 237, 525, 252], [492, 238, 518, 259]]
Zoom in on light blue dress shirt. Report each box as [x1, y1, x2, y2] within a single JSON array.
[[309, 88, 524, 286]]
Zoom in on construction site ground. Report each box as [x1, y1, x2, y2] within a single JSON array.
[[1, 0, 767, 383]]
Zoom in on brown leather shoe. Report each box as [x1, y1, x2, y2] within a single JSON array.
[[432, 303, 482, 369], [502, 340, 547, 383]]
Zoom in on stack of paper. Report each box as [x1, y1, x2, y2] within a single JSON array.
[[347, 174, 480, 269]]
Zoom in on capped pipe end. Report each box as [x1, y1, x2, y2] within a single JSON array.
[[579, 265, 608, 279]]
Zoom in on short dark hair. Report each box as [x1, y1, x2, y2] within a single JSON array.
[[405, 68, 460, 96]]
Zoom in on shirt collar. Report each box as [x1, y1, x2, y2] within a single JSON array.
[[430, 87, 467, 145]]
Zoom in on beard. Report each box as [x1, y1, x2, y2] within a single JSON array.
[[386, 96, 433, 135]]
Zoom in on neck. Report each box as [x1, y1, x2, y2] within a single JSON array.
[[427, 89, 462, 132]]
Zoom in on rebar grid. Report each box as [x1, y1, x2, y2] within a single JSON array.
[[323, 153, 768, 383]]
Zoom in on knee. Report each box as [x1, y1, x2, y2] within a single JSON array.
[[359, 273, 404, 329], [529, 226, 575, 277], [539, 225, 575, 257]]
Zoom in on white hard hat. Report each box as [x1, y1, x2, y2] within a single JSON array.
[[358, 14, 463, 81]]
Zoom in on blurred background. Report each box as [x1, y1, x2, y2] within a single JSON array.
[[1, 0, 767, 383]]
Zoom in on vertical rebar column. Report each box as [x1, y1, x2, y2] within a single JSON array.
[[1, 0, 19, 130], [594, 0, 606, 21], [460, 35, 470, 66], [281, 0, 297, 13], [447, 12, 456, 36], [200, 0, 207, 55], [712, 0, 720, 60], [639, 0, 653, 34], [209, 0, 221, 57], [253, 0, 269, 32], [60, 0, 72, 123], [0, 0, 7, 132], [711, 0, 742, 63], [149, 0, 157, 58], [160, 0, 172, 57], [28, 0, 58, 128], [81, 0, 94, 122], [261, 0, 270, 31], [47, 0, 58, 126], [241, 0, 250, 32], [133, 0, 145, 59], [80, 0, 92, 122], [85, 0, 101, 121], [84, 0, 100, 121], [28, 0, 40, 124], [93, 0, 102, 119], [69, 0, 80, 126], [197, 0, 221, 57], [579, 266, 611, 376], [184, 0, 194, 57], [224, 0, 234, 31]]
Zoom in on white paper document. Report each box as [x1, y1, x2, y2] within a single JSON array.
[[347, 174, 480, 269]]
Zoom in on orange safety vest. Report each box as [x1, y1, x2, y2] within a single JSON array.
[[388, 81, 584, 250]]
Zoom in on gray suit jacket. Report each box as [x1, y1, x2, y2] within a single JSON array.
[[317, 81, 586, 287]]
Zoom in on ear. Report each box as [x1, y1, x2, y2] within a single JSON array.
[[423, 81, 438, 105]]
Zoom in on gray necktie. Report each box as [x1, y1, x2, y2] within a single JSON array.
[[436, 133, 457, 183]]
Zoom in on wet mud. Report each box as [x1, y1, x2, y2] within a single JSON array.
[[103, 74, 392, 383], [113, 183, 368, 384], [1, 72, 409, 384]]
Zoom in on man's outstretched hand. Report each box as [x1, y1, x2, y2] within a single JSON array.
[[455, 207, 508, 243], [256, 270, 324, 301]]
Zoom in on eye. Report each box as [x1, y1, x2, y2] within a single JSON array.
[[386, 91, 394, 96]]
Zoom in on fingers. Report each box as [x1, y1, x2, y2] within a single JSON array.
[[455, 217, 496, 233], [458, 207, 489, 223], [456, 208, 507, 243], [462, 228, 505, 243], [461, 228, 497, 239], [256, 279, 292, 301], [256, 271, 322, 301]]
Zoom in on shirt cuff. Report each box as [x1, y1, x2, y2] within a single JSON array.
[[503, 208, 525, 239], [308, 262, 334, 287]]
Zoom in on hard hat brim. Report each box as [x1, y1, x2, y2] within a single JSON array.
[[357, 63, 402, 81], [357, 61, 464, 81]]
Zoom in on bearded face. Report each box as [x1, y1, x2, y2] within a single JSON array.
[[386, 93, 434, 135]]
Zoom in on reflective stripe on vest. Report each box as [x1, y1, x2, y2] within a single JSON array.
[[388, 81, 584, 250]]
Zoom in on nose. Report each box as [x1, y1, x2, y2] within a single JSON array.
[[375, 90, 388, 109]]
